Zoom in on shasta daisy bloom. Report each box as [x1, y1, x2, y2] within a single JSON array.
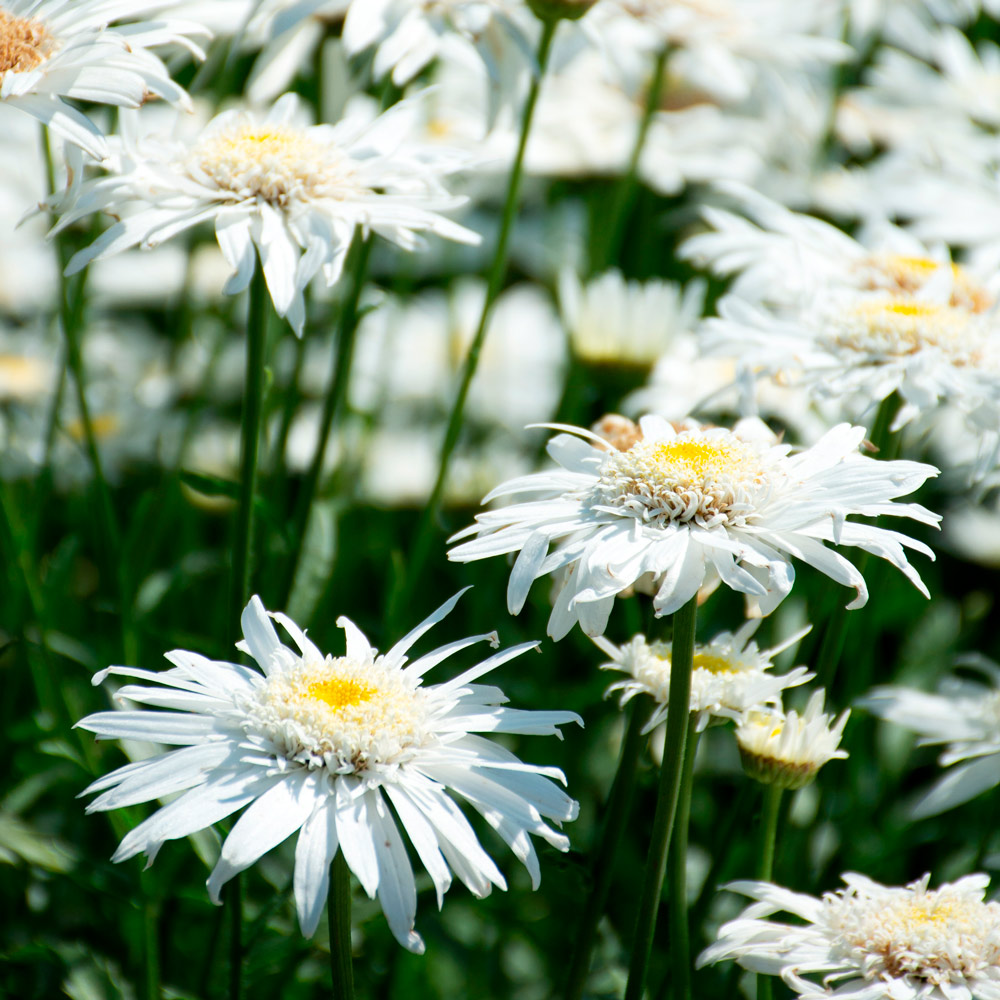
[[0, 0, 206, 161], [595, 619, 813, 733], [860, 657, 1000, 817], [76, 592, 580, 952], [736, 689, 848, 789], [53, 93, 480, 336], [448, 414, 940, 639], [698, 872, 1000, 999]]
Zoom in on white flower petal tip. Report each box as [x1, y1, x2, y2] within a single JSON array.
[[700, 871, 1000, 998], [449, 416, 938, 638], [76, 597, 578, 947]]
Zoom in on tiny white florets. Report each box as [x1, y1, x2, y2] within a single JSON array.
[[241, 654, 431, 774], [596, 431, 778, 529], [826, 875, 1000, 986], [187, 123, 368, 208]]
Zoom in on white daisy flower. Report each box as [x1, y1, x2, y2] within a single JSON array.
[[860, 658, 1000, 817], [594, 619, 813, 733], [698, 872, 1000, 999], [76, 591, 581, 952], [53, 92, 480, 336], [0, 0, 207, 162], [736, 689, 848, 789], [448, 414, 940, 639]]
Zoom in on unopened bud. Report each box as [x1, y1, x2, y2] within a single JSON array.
[[527, 0, 599, 22]]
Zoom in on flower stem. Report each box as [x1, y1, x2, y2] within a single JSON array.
[[387, 18, 558, 629], [563, 695, 654, 1000], [754, 784, 783, 1000], [667, 718, 700, 1000], [224, 265, 270, 1000], [597, 45, 669, 272], [329, 850, 355, 1000], [624, 596, 698, 1000], [282, 235, 371, 607], [228, 265, 270, 634]]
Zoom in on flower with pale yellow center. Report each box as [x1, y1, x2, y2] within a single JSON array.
[[78, 591, 580, 952]]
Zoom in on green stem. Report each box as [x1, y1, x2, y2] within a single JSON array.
[[329, 851, 355, 1000], [597, 45, 669, 271], [282, 236, 371, 606], [228, 266, 270, 634], [756, 785, 783, 883], [388, 18, 558, 628], [755, 785, 784, 1000], [623, 597, 697, 1000], [224, 266, 270, 1000], [563, 696, 654, 1000], [143, 894, 161, 1000], [667, 719, 700, 1000]]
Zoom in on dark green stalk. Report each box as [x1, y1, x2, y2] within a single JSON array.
[[597, 45, 669, 271], [224, 265, 271, 1000], [563, 696, 654, 1000], [143, 896, 161, 1000], [329, 851, 355, 1000], [388, 18, 559, 629], [624, 597, 698, 1000], [667, 719, 700, 1000], [755, 784, 784, 1000], [282, 236, 371, 606]]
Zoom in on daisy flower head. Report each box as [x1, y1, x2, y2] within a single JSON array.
[[736, 689, 848, 789], [594, 619, 813, 733], [860, 656, 1000, 817], [699, 872, 1000, 999], [448, 414, 940, 640], [76, 591, 581, 952], [54, 93, 480, 336], [0, 0, 206, 162]]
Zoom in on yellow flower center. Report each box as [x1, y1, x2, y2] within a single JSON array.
[[66, 413, 121, 443], [602, 432, 772, 527], [692, 652, 736, 675], [189, 123, 365, 207], [249, 657, 429, 771], [863, 253, 993, 313], [0, 9, 51, 76], [0, 354, 50, 399]]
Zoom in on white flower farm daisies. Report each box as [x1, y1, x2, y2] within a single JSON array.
[[76, 591, 580, 952], [53, 93, 480, 335], [448, 415, 940, 639], [699, 872, 1000, 999], [0, 0, 205, 161]]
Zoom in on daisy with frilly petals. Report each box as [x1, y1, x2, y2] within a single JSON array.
[[76, 591, 580, 952], [52, 92, 480, 335], [736, 689, 848, 789], [699, 872, 1000, 999], [860, 656, 1000, 817], [448, 414, 940, 639], [595, 619, 813, 733], [0, 0, 206, 161]]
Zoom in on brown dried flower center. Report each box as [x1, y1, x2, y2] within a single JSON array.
[[0, 10, 52, 75]]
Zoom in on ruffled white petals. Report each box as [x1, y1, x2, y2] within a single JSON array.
[[451, 418, 937, 637], [293, 797, 340, 938], [79, 594, 576, 948], [207, 770, 322, 902], [55, 93, 479, 332]]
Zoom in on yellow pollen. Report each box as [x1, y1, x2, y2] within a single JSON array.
[[650, 440, 751, 482], [305, 675, 378, 711], [0, 10, 51, 75], [692, 652, 737, 675], [865, 253, 994, 313]]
